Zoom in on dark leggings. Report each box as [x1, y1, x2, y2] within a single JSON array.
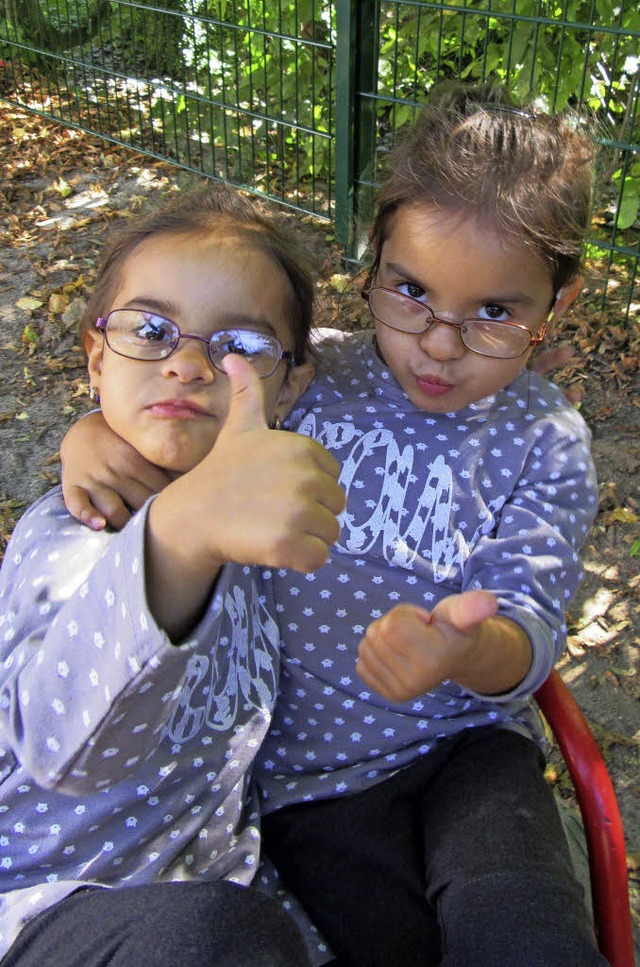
[[263, 727, 608, 967], [1, 880, 311, 967]]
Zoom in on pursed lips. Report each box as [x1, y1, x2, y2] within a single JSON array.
[[414, 372, 454, 396], [147, 398, 213, 418]]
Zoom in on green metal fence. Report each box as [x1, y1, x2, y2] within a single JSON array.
[[1, 1, 336, 217], [1, 0, 639, 315]]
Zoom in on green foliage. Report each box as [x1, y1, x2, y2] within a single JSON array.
[[376, 1, 639, 119], [121, 0, 186, 78], [612, 163, 640, 231], [2, 0, 638, 240], [39, 0, 88, 33], [151, 0, 333, 184]]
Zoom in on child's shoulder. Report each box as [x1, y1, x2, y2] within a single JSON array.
[[9, 487, 68, 534], [2, 486, 106, 564], [309, 326, 375, 376], [504, 370, 592, 440], [507, 369, 583, 413], [311, 326, 368, 354], [311, 326, 358, 344]]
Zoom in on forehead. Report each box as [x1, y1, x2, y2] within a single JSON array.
[[381, 204, 554, 300], [112, 230, 294, 334], [124, 228, 279, 278]]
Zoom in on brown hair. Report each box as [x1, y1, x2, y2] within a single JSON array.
[[81, 182, 315, 362], [368, 81, 596, 294]]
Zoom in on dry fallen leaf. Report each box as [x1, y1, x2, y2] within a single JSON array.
[[601, 507, 639, 526], [15, 296, 43, 311], [48, 292, 69, 315]]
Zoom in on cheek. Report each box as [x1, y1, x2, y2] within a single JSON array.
[[95, 360, 143, 419], [373, 325, 404, 369], [468, 357, 526, 399], [262, 374, 291, 418], [488, 357, 525, 383]]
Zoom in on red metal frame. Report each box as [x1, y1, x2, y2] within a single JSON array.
[[534, 670, 635, 967]]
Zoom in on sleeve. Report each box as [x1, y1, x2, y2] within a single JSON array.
[[462, 407, 598, 700], [0, 490, 231, 792]]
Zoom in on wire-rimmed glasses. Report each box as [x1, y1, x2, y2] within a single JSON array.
[[96, 309, 295, 379], [363, 286, 547, 360]]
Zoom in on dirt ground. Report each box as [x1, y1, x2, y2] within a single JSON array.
[[1, 99, 639, 951]]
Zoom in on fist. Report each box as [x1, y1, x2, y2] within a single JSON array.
[[193, 353, 346, 573]]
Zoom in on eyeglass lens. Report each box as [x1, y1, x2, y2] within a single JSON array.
[[102, 310, 286, 376], [367, 288, 533, 359]]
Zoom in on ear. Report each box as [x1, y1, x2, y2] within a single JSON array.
[[550, 275, 583, 322], [84, 328, 104, 394], [272, 361, 315, 424]]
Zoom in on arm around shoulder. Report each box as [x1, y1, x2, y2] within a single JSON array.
[[60, 409, 171, 531]]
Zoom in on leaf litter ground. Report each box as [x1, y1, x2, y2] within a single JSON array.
[[0, 99, 638, 947]]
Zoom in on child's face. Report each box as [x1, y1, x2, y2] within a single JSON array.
[[371, 204, 574, 413], [85, 232, 313, 476]]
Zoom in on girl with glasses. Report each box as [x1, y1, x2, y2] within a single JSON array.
[[258, 84, 604, 966], [59, 83, 604, 965], [0, 183, 345, 966]]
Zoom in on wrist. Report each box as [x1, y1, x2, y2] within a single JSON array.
[[455, 615, 533, 696], [147, 487, 227, 573]]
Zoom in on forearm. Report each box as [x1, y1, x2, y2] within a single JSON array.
[[145, 483, 225, 642], [452, 614, 533, 696]]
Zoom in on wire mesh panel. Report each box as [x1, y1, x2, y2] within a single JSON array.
[[345, 0, 639, 317], [0, 0, 335, 217], [1, 0, 638, 311]]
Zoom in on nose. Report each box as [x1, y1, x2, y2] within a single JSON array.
[[161, 335, 215, 383], [418, 316, 467, 360]]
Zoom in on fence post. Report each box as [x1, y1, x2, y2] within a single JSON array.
[[334, 0, 379, 261]]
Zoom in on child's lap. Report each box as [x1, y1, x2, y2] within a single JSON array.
[[2, 880, 310, 967], [262, 726, 599, 966], [264, 725, 565, 875]]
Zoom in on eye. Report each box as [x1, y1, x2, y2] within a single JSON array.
[[132, 315, 174, 343], [397, 281, 428, 301], [477, 303, 510, 322], [213, 329, 274, 359]]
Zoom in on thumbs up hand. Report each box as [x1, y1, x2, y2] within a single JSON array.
[[219, 352, 274, 434], [356, 590, 533, 702], [199, 353, 344, 572], [150, 353, 344, 579]]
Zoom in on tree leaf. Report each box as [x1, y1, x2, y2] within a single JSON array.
[[16, 297, 43, 311], [616, 183, 639, 231]]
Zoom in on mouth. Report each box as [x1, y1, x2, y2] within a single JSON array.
[[147, 399, 213, 419], [414, 374, 454, 397]]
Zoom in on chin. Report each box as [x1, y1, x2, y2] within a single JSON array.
[[166, 455, 206, 477], [410, 391, 461, 414], [140, 445, 207, 479]]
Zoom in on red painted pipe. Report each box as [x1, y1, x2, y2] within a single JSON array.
[[535, 670, 635, 967]]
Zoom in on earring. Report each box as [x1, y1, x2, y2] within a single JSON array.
[[269, 416, 282, 430], [89, 386, 100, 403]]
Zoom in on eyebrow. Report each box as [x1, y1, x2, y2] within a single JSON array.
[[121, 297, 279, 333], [383, 261, 538, 307]]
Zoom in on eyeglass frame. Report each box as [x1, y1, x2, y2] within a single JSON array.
[[95, 309, 296, 379], [361, 285, 550, 360]]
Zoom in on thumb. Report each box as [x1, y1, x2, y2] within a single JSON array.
[[431, 590, 498, 634], [221, 353, 269, 433]]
